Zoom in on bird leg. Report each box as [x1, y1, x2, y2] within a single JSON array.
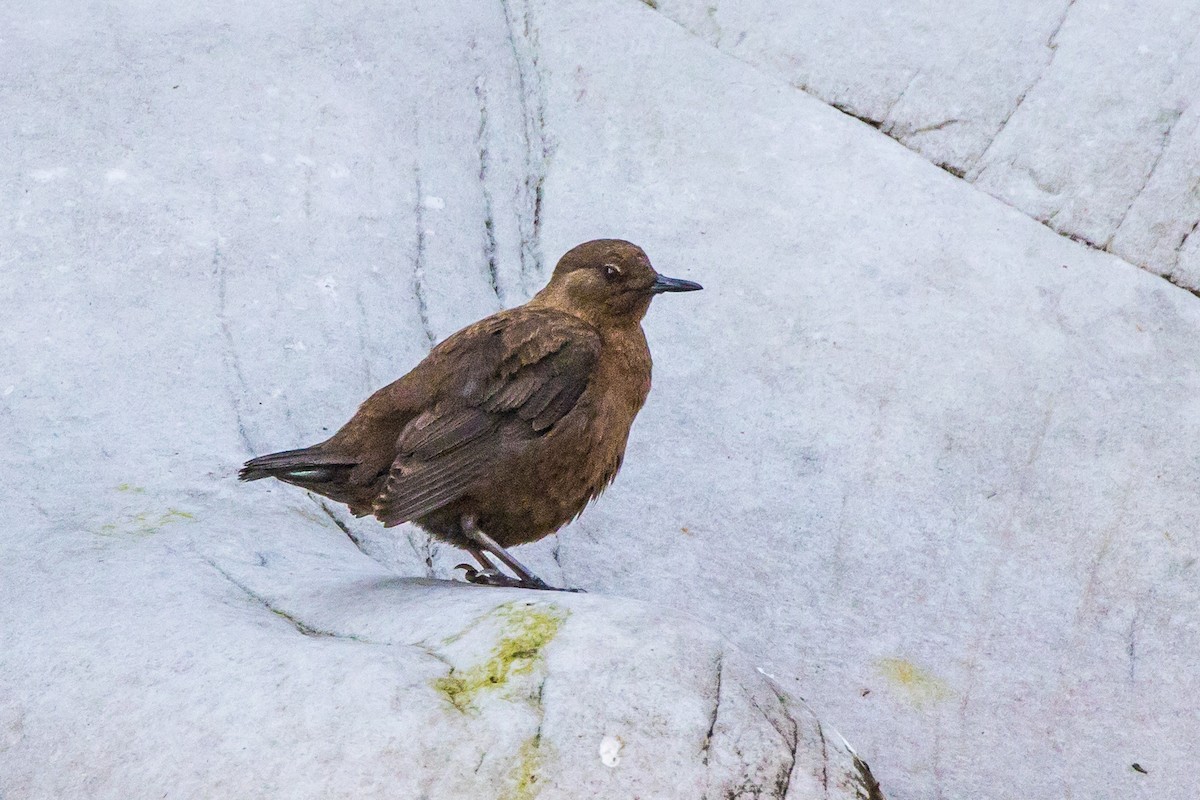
[[455, 544, 510, 586], [455, 516, 578, 592]]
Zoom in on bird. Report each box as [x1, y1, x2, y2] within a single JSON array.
[[239, 239, 701, 590]]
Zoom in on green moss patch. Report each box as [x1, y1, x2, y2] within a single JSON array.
[[433, 602, 568, 712], [97, 508, 196, 537], [500, 735, 546, 800]]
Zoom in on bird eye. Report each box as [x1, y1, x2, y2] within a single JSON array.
[[603, 264, 621, 280]]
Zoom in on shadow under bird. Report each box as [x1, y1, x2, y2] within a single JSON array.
[[239, 239, 701, 590]]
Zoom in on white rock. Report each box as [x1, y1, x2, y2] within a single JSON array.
[[0, 525, 878, 799], [650, 0, 1200, 288]]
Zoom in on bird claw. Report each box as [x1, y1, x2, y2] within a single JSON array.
[[454, 564, 584, 593], [455, 563, 516, 587]]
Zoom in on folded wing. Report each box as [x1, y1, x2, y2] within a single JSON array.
[[372, 311, 600, 526]]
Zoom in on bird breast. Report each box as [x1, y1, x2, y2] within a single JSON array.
[[478, 327, 652, 544]]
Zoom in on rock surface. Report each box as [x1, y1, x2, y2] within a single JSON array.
[[0, 525, 879, 799], [2, 0, 1199, 799], [650, 0, 1200, 289]]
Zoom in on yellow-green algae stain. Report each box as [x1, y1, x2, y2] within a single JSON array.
[[433, 602, 568, 712], [500, 735, 545, 800], [116, 483, 145, 494], [97, 508, 196, 537], [874, 657, 954, 707]]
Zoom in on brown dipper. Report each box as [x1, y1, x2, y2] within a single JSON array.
[[239, 239, 701, 590]]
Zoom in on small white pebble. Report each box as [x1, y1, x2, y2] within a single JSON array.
[[105, 168, 128, 183], [422, 195, 445, 210], [3, 385, 14, 397], [261, 153, 277, 165], [599, 735, 623, 767]]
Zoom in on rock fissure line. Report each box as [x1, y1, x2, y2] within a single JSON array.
[[1108, 108, 1184, 249], [815, 719, 830, 798], [548, 534, 566, 583], [1177, 216, 1200, 257], [852, 754, 885, 800], [700, 653, 724, 765], [533, 674, 548, 742], [353, 284, 375, 392], [772, 689, 800, 800], [202, 557, 375, 643], [212, 240, 253, 453], [1164, 273, 1200, 300], [314, 497, 371, 556], [499, 0, 550, 291], [409, 147, 436, 347], [738, 679, 799, 799], [473, 75, 503, 304], [970, 0, 1076, 174], [412, 641, 455, 670], [827, 99, 883, 131], [880, 69, 921, 133], [908, 118, 963, 136], [202, 556, 463, 675]]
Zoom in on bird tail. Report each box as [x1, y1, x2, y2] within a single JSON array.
[[238, 447, 358, 483]]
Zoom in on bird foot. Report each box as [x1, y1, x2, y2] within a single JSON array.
[[455, 564, 584, 593]]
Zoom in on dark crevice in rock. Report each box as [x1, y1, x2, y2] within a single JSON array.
[[314, 497, 368, 554], [936, 162, 967, 179], [1061, 229, 1104, 250], [1046, 0, 1077, 51], [410, 152, 436, 347], [879, 70, 921, 131], [1164, 272, 1200, 300], [700, 653, 723, 765], [533, 675, 548, 741], [970, 0, 1075, 174], [972, 85, 1029, 172], [474, 77, 502, 304], [815, 719, 830, 798], [852, 754, 885, 800], [1177, 217, 1200, 256], [828, 99, 883, 130], [908, 118, 963, 136], [548, 534, 567, 585], [1108, 108, 1184, 248], [499, 0, 550, 291], [772, 689, 800, 800], [212, 240, 253, 453], [353, 285, 375, 393], [741, 679, 799, 799], [202, 557, 373, 643], [411, 641, 455, 670], [402, 528, 439, 579]]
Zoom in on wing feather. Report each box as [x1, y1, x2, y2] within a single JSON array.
[[373, 310, 601, 526]]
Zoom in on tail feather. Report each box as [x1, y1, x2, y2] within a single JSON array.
[[238, 447, 358, 482]]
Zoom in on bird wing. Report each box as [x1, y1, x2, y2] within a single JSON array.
[[373, 310, 601, 526]]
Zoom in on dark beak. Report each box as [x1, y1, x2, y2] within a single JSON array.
[[650, 274, 703, 294]]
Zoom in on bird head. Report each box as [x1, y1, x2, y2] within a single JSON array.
[[534, 239, 702, 325]]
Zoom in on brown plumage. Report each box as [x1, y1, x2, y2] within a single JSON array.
[[239, 239, 701, 589]]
